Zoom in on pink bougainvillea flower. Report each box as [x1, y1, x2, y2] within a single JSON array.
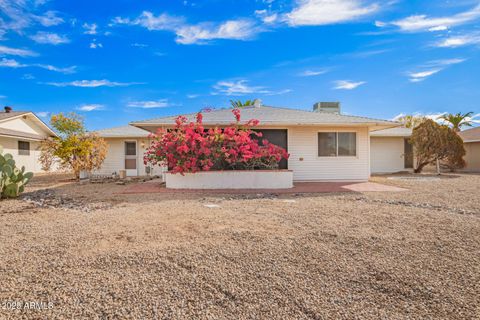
[[143, 109, 288, 174]]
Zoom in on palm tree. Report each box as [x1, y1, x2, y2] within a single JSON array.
[[438, 112, 474, 132], [230, 100, 255, 109]]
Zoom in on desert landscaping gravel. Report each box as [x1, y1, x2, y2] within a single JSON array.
[[0, 173, 479, 319]]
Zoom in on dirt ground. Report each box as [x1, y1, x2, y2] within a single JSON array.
[[0, 173, 479, 319]]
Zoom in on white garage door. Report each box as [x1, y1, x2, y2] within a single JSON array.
[[370, 137, 406, 174]]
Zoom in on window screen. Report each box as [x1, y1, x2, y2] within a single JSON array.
[[338, 132, 356, 156], [318, 132, 337, 157], [125, 142, 136, 156], [18, 141, 30, 156], [318, 132, 356, 157]]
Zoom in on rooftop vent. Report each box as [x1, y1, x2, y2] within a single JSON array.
[[313, 102, 340, 114], [4, 106, 12, 113]]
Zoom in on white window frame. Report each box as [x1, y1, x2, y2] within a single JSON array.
[[317, 131, 358, 158]]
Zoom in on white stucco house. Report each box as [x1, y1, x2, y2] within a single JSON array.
[[0, 106, 57, 173], [95, 102, 406, 181], [370, 127, 413, 174]]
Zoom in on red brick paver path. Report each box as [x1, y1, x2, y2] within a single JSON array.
[[121, 180, 407, 194]]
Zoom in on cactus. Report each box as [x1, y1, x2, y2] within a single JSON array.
[[0, 145, 34, 199]]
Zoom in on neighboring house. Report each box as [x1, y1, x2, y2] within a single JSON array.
[[97, 102, 397, 181], [459, 127, 480, 172], [370, 127, 413, 174], [0, 106, 57, 173], [94, 125, 164, 177], [371, 125, 480, 173]]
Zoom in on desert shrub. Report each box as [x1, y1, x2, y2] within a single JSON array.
[[144, 109, 289, 174]]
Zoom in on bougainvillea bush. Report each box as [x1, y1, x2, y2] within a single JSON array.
[[144, 109, 289, 174]]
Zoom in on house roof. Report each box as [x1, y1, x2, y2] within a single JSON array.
[[0, 111, 57, 137], [130, 105, 399, 131], [459, 126, 480, 142], [0, 111, 29, 121], [370, 127, 412, 137], [0, 127, 46, 141], [94, 125, 151, 138]]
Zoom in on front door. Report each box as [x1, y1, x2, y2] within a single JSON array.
[[125, 141, 137, 176], [255, 129, 288, 169], [404, 138, 414, 169]]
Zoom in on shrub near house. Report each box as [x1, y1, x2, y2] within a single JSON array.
[[144, 109, 291, 189]]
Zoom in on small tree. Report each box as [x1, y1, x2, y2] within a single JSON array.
[[40, 113, 108, 179], [410, 119, 465, 173], [396, 114, 426, 128]]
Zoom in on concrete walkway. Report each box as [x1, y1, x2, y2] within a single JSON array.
[[121, 180, 407, 194]]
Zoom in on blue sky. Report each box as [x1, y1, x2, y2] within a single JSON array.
[[1, 0, 480, 130]]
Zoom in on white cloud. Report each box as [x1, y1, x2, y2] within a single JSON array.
[[131, 43, 149, 47], [392, 112, 447, 122], [89, 41, 103, 49], [175, 19, 260, 44], [407, 58, 466, 82], [0, 45, 37, 57], [0, 0, 63, 32], [0, 58, 76, 73], [213, 79, 290, 96], [77, 104, 105, 111], [426, 58, 466, 66], [112, 11, 183, 31], [428, 25, 447, 32], [30, 32, 69, 45], [113, 11, 261, 45], [255, 10, 278, 24], [299, 69, 328, 76], [333, 80, 366, 90], [83, 23, 97, 35], [435, 32, 480, 48], [187, 94, 199, 99], [0, 95, 6, 99], [390, 3, 480, 32], [45, 79, 143, 87], [407, 69, 441, 82], [34, 11, 64, 27], [0, 58, 26, 67], [127, 100, 170, 108], [286, 0, 380, 26], [36, 64, 76, 73], [36, 111, 50, 118]]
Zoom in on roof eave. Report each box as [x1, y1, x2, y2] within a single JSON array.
[[99, 135, 150, 138], [0, 133, 45, 141], [131, 122, 399, 128]]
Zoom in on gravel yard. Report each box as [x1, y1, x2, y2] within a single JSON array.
[[0, 173, 479, 319]]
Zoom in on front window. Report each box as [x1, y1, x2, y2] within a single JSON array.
[[318, 132, 356, 157], [18, 141, 30, 156]]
